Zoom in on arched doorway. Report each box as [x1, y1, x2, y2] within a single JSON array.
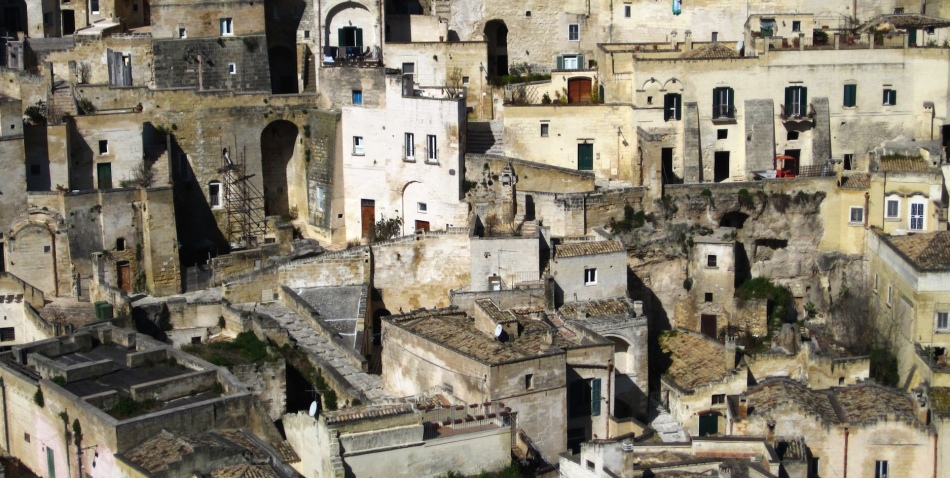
[[268, 46, 298, 94], [260, 121, 301, 217], [484, 20, 508, 76]]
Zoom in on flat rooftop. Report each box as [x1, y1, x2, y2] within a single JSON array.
[[295, 285, 367, 350]]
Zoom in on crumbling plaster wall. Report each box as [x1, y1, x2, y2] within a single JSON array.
[[371, 232, 471, 311], [231, 359, 287, 420]]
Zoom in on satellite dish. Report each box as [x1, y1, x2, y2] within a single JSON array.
[[494, 324, 503, 338], [308, 401, 318, 417]]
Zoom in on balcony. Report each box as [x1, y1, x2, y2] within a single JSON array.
[[780, 103, 814, 123], [711, 105, 736, 124], [321, 45, 381, 67]]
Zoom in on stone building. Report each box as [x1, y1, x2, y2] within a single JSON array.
[[550, 239, 626, 306]]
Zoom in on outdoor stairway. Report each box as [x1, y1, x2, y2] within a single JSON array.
[[467, 120, 505, 155], [48, 80, 75, 123], [648, 405, 688, 442]]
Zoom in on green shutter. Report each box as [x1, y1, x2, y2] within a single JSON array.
[[591, 378, 602, 416], [712, 88, 720, 117], [599, 83, 605, 103], [556, 55, 564, 70], [800, 87, 807, 114], [727, 87, 734, 115], [675, 94, 682, 120], [844, 84, 856, 107], [577, 54, 585, 69], [355, 28, 363, 47], [891, 89, 896, 105], [784, 87, 793, 115], [338, 28, 346, 47]]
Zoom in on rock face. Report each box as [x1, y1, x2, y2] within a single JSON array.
[[772, 324, 801, 355]]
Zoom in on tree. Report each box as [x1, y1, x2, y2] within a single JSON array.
[[443, 67, 464, 99], [373, 215, 403, 242]]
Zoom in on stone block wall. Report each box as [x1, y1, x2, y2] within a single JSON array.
[[371, 232, 471, 311], [231, 360, 287, 420], [153, 36, 271, 92]]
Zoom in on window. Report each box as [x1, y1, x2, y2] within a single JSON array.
[[402, 62, 415, 78], [887, 285, 893, 307], [178, 27, 186, 38], [228, 63, 236, 75], [874, 273, 879, 292], [705, 292, 713, 302], [116, 238, 125, 251], [586, 460, 595, 470], [883, 88, 896, 106], [843, 84, 857, 107], [568, 379, 593, 418], [43, 246, 50, 253], [792, 21, 801, 32], [784, 86, 808, 117], [98, 140, 109, 155], [404, 133, 414, 159], [316, 186, 325, 212], [220, 18, 233, 36], [843, 153, 854, 170], [711, 394, 726, 405], [352, 90, 362, 105], [910, 201, 925, 230], [874, 460, 888, 478], [525, 11, 531, 17], [23, 433, 29, 443], [540, 124, 549, 137], [353, 136, 364, 155], [462, 76, 469, 84], [717, 129, 727, 140], [624, 4, 631, 17], [894, 7, 904, 13], [787, 131, 800, 141], [568, 24, 579, 41], [0, 327, 14, 342], [584, 268, 597, 285], [561, 55, 579, 70], [417, 202, 427, 213], [712, 87, 734, 119], [849, 206, 864, 224], [132, 3, 138, 12], [937, 312, 949, 331], [664, 93, 682, 121], [886, 198, 900, 219], [707, 255, 717, 268], [427, 134, 437, 162], [91, 0, 99, 13], [209, 181, 221, 208], [525, 374, 534, 390]]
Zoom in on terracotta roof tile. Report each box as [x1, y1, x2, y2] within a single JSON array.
[[861, 13, 950, 32], [878, 157, 932, 172], [660, 330, 730, 391], [210, 464, 281, 478], [324, 403, 415, 425], [882, 231, 950, 271], [121, 430, 231, 473], [559, 297, 635, 319], [681, 43, 739, 59], [833, 383, 918, 425], [839, 174, 870, 190], [554, 240, 625, 258], [745, 379, 840, 425], [931, 387, 950, 418]]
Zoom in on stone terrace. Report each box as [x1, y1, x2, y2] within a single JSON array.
[[234, 301, 391, 403]]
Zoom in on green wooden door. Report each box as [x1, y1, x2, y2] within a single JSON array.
[[577, 144, 593, 171], [699, 414, 718, 436], [47, 446, 55, 478], [97, 162, 112, 189]]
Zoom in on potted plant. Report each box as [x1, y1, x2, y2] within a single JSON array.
[[133, 102, 143, 112]]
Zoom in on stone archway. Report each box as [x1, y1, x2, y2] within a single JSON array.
[[7, 223, 57, 295], [484, 20, 508, 77], [260, 121, 301, 217]]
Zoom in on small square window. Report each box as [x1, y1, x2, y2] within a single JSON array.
[[647, 96, 653, 105], [98, 140, 109, 155], [894, 7, 904, 14], [228, 63, 237, 75], [787, 131, 800, 141], [568, 24, 579, 41], [624, 4, 631, 17], [43, 246, 50, 253], [704, 292, 713, 302], [792, 21, 801, 32], [304, 30, 310, 39], [353, 136, 364, 155], [417, 202, 427, 213], [132, 3, 138, 12], [525, 11, 531, 17], [717, 129, 727, 140], [584, 268, 597, 285], [707, 255, 717, 268], [352, 90, 363, 105], [586, 460, 595, 470], [712, 394, 725, 405], [462, 76, 470, 84], [116, 238, 125, 251], [540, 124, 549, 137], [849, 206, 864, 224], [937, 311, 949, 330], [525, 374, 534, 389], [0, 328, 14, 342], [178, 27, 187, 38], [23, 433, 29, 443], [191, 336, 201, 344], [886, 199, 900, 218], [883, 88, 896, 106], [30, 164, 40, 176]]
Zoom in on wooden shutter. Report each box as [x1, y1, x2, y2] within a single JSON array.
[[664, 94, 674, 121], [800, 87, 807, 114], [556, 55, 564, 70], [577, 54, 585, 69], [591, 378, 602, 416], [784, 86, 793, 115], [674, 94, 682, 120], [891, 89, 896, 105], [355, 28, 363, 47], [712, 88, 720, 117], [338, 28, 346, 47], [727, 87, 734, 115]]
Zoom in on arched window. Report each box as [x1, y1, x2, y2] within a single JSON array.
[[209, 181, 222, 208]]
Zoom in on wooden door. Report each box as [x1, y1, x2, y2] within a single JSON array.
[[414, 220, 430, 232], [567, 77, 592, 103], [97, 163, 112, 189], [700, 314, 717, 339], [577, 144, 593, 171], [117, 262, 131, 292], [361, 199, 375, 240]]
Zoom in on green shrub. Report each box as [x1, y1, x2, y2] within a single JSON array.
[[870, 347, 899, 387], [34, 389, 44, 407], [51, 376, 67, 387]]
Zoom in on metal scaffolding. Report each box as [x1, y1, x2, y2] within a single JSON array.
[[220, 150, 266, 250]]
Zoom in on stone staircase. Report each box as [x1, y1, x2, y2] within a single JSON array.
[[648, 405, 689, 442], [48, 80, 75, 124], [303, 54, 317, 93], [467, 120, 505, 155]]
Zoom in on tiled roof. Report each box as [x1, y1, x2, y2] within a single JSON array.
[[554, 240, 625, 258], [274, 440, 300, 463], [210, 465, 281, 478], [878, 157, 932, 172], [839, 174, 870, 190], [745, 379, 840, 425], [324, 403, 415, 425], [860, 13, 950, 32], [659, 330, 730, 391], [882, 231, 950, 272], [559, 297, 634, 319], [833, 383, 918, 425], [930, 387, 950, 418], [122, 430, 231, 473], [681, 43, 740, 59]]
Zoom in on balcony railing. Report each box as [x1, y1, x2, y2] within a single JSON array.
[[780, 103, 814, 123], [712, 105, 736, 123], [321, 45, 381, 66]]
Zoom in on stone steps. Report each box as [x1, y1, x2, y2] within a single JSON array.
[[467, 121, 505, 155]]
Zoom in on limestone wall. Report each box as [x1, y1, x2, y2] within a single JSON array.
[[153, 36, 271, 92], [231, 359, 287, 420], [371, 231, 471, 311]]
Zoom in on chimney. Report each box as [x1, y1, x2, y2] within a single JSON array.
[[738, 397, 748, 419], [724, 335, 737, 372], [620, 440, 635, 478], [685, 30, 692, 51], [632, 300, 643, 317], [544, 276, 556, 313]]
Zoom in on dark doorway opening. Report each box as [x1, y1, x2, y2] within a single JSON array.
[[714, 151, 730, 182], [484, 20, 508, 76], [698, 413, 719, 436], [661, 147, 680, 184], [260, 120, 299, 216], [701, 314, 717, 339], [61, 10, 74, 35], [268, 46, 298, 94], [577, 144, 593, 171], [784, 149, 801, 175]]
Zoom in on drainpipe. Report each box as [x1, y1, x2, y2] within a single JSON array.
[[864, 192, 870, 229], [0, 378, 8, 453], [843, 427, 849, 478], [934, 432, 939, 478]]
